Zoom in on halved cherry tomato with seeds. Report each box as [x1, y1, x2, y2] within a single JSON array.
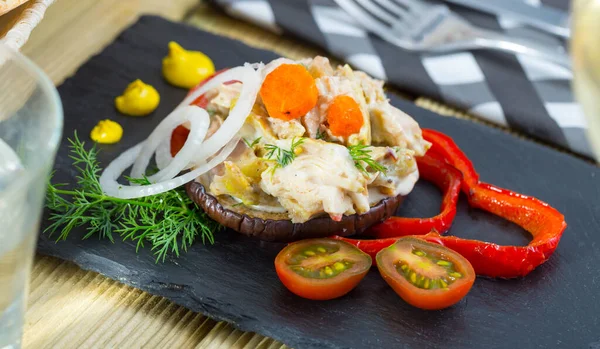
[[376, 237, 475, 310], [275, 238, 371, 300]]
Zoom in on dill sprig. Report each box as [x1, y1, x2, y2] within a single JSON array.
[[44, 132, 222, 262], [264, 137, 305, 168], [347, 143, 386, 174], [315, 129, 326, 140], [242, 136, 262, 149]]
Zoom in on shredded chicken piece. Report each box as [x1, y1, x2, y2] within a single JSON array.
[[370, 147, 418, 196], [207, 82, 242, 115], [210, 161, 258, 205], [354, 71, 431, 156], [268, 117, 306, 139], [370, 105, 430, 156], [301, 56, 335, 79], [260, 139, 369, 223]]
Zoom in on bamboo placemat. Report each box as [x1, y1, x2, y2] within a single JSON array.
[[16, 0, 592, 348]]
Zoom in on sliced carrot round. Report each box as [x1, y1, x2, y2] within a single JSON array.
[[326, 95, 364, 138], [259, 64, 318, 121]]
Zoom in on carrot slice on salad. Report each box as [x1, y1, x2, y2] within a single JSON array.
[[259, 64, 318, 121], [326, 95, 364, 138]]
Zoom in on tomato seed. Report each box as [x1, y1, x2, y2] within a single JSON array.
[[333, 262, 345, 271]]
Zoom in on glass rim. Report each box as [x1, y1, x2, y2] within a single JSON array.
[[0, 43, 63, 197]]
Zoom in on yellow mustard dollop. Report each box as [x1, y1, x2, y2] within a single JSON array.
[[162, 41, 215, 89], [90, 119, 123, 144], [115, 79, 160, 116]]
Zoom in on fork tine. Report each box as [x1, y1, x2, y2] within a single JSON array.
[[373, 0, 409, 18], [353, 0, 397, 24], [392, 0, 424, 12], [335, 0, 398, 37]]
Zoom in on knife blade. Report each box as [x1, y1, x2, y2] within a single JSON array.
[[442, 0, 570, 38]]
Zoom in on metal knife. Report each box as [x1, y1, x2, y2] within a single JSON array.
[[442, 0, 570, 38]]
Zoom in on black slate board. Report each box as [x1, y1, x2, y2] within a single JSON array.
[[38, 16, 600, 349]]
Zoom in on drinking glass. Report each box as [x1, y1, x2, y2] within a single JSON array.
[[0, 43, 62, 348], [572, 0, 600, 158]]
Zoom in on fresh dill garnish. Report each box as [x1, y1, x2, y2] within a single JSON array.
[[242, 136, 262, 149], [44, 132, 222, 262], [264, 137, 305, 168], [347, 143, 386, 174], [315, 129, 326, 140]]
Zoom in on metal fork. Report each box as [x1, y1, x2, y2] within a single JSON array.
[[334, 0, 571, 68]]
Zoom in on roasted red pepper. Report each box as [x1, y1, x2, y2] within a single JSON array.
[[368, 153, 462, 237], [170, 125, 190, 157], [422, 129, 479, 192], [339, 128, 567, 278]]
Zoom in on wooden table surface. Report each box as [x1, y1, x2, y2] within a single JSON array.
[[1, 0, 582, 348]]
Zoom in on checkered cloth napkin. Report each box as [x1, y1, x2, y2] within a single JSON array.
[[213, 0, 595, 159]]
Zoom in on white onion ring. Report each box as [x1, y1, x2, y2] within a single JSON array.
[[100, 138, 240, 199], [130, 65, 259, 181], [155, 137, 172, 171], [184, 65, 261, 165], [129, 105, 210, 183], [100, 63, 262, 199]]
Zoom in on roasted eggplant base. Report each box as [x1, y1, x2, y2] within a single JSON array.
[[186, 181, 404, 242]]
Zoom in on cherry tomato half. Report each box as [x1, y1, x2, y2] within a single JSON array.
[[376, 237, 475, 310], [275, 238, 372, 300]]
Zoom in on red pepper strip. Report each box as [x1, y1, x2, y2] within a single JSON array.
[[337, 129, 567, 278], [422, 128, 479, 192], [368, 154, 462, 238], [170, 125, 191, 157], [462, 182, 567, 276], [338, 198, 565, 278], [332, 236, 396, 261]]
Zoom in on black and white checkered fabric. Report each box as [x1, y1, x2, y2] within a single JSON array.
[[214, 0, 594, 159]]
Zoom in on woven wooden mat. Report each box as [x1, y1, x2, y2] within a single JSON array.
[[18, 0, 590, 348]]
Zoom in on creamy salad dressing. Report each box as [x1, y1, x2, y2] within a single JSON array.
[[260, 139, 369, 222], [200, 56, 430, 223]]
